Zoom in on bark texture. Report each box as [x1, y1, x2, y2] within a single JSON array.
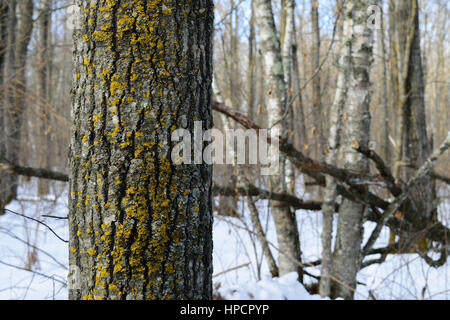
[[69, 0, 214, 300], [254, 0, 302, 280], [393, 0, 435, 221], [319, 0, 352, 297], [331, 0, 375, 300]]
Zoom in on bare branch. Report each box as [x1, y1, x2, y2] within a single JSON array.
[[362, 132, 450, 256]]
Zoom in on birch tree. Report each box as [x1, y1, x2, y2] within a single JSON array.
[[254, 0, 302, 280], [330, 0, 375, 299], [319, 0, 352, 297], [69, 0, 214, 300]]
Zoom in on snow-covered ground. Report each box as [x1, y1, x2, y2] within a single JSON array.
[[0, 178, 449, 300]]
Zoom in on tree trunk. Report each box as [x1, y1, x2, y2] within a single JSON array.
[[394, 0, 435, 222], [0, 0, 9, 214], [319, 0, 352, 297], [310, 0, 324, 162], [69, 0, 214, 300], [4, 0, 33, 200], [247, 0, 256, 120], [377, 5, 389, 165], [37, 0, 52, 195], [291, 22, 307, 155], [281, 0, 296, 193], [254, 0, 303, 281], [331, 0, 374, 300]]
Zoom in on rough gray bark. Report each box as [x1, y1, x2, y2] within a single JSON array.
[[69, 0, 214, 300], [254, 0, 303, 281], [319, 0, 352, 297], [394, 0, 435, 222], [331, 0, 375, 300]]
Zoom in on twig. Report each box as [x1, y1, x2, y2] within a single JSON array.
[[362, 132, 450, 256], [41, 214, 68, 220], [4, 208, 68, 243], [0, 227, 67, 270], [213, 262, 251, 278], [0, 260, 67, 286]]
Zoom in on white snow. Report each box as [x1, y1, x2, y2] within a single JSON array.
[[218, 272, 322, 300], [0, 178, 448, 300]]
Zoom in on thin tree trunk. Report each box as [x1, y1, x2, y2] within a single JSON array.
[[247, 0, 256, 120], [319, 0, 352, 297], [254, 0, 303, 281], [291, 22, 307, 155], [331, 0, 375, 300], [69, 0, 214, 300], [37, 0, 52, 195], [5, 0, 33, 200], [246, 196, 279, 278], [0, 0, 9, 214], [282, 0, 296, 193], [378, 5, 390, 165], [310, 0, 324, 162]]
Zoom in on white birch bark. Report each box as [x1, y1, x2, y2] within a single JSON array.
[[254, 0, 302, 279], [319, 0, 353, 297], [282, 0, 295, 193], [331, 0, 375, 300]]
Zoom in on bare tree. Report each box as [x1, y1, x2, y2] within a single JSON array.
[[330, 0, 375, 300], [37, 0, 52, 195], [254, 0, 303, 281], [310, 0, 325, 162], [319, 0, 352, 297], [392, 0, 436, 226], [4, 0, 33, 202], [0, 0, 10, 214]]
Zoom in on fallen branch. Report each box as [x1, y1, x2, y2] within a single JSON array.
[[213, 185, 325, 211], [355, 145, 401, 195], [0, 160, 68, 182], [245, 195, 279, 277], [362, 132, 450, 256], [3, 123, 450, 247], [213, 101, 450, 247]]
